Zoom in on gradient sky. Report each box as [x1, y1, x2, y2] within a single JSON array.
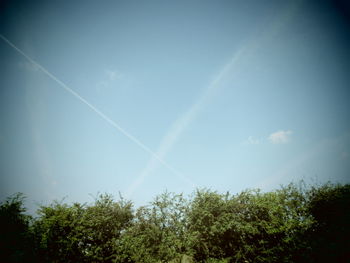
[[1, 0, 349, 214]]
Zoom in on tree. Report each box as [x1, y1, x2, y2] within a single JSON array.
[[116, 192, 191, 263], [33, 201, 86, 263], [187, 184, 313, 263], [34, 193, 133, 263], [0, 193, 35, 263], [1, 182, 349, 263], [305, 183, 350, 263], [187, 189, 235, 261], [81, 193, 133, 263]]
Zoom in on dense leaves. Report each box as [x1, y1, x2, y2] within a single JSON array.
[[0, 182, 349, 263], [305, 184, 350, 263], [0, 193, 35, 263], [32, 194, 133, 263], [116, 192, 191, 263]]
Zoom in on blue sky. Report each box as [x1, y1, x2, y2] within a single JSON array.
[[1, 0, 349, 213]]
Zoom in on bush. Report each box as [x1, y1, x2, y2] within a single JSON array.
[[1, 182, 349, 263], [0, 193, 35, 263]]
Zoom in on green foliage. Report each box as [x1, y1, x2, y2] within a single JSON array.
[[116, 192, 192, 263], [33, 193, 133, 263], [305, 184, 350, 263], [1, 182, 349, 263], [33, 201, 87, 262], [0, 193, 35, 263], [81, 194, 133, 263], [186, 185, 313, 263]]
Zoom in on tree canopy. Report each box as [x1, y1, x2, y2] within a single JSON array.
[[0, 182, 349, 263]]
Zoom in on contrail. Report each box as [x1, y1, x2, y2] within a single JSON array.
[[125, 0, 303, 197], [125, 46, 245, 198], [0, 34, 191, 185]]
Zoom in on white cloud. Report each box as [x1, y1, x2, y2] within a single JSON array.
[[96, 69, 124, 92], [105, 69, 123, 81], [247, 136, 260, 144], [125, 1, 302, 196], [268, 130, 293, 144]]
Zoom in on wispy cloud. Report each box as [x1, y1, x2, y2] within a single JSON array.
[[126, 1, 303, 197], [257, 132, 350, 189], [268, 130, 293, 144], [106, 69, 123, 81], [246, 136, 261, 145], [125, 47, 247, 198], [96, 69, 124, 91], [0, 34, 190, 186]]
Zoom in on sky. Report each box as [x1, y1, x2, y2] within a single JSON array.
[[1, 0, 350, 214]]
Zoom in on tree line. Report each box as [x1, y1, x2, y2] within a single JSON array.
[[0, 182, 349, 263]]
